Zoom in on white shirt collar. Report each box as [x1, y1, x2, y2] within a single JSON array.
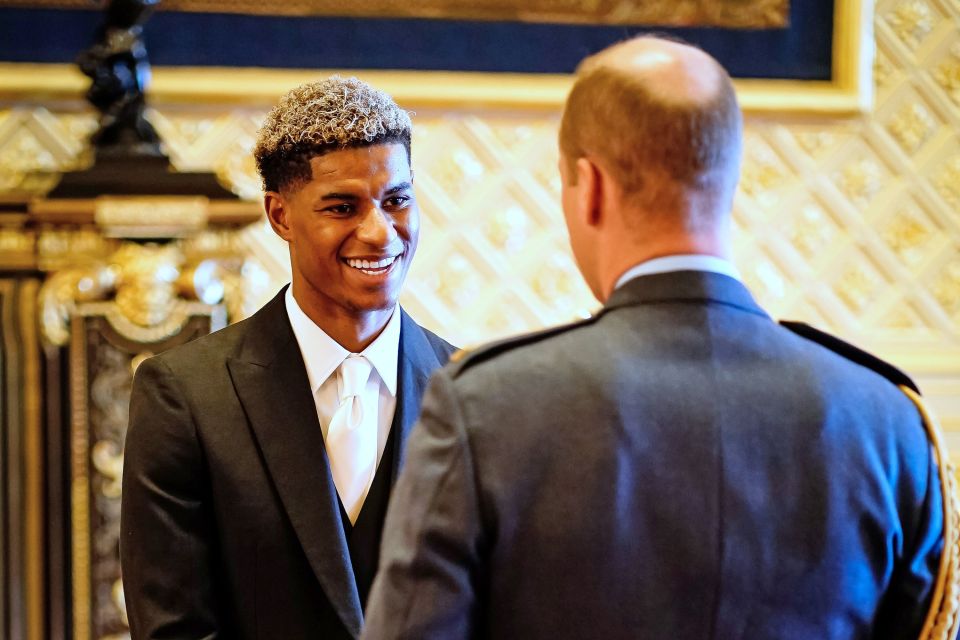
[[615, 254, 741, 291], [284, 286, 400, 397], [361, 305, 401, 397]]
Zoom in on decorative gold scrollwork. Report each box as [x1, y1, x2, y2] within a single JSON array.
[[39, 265, 113, 346], [39, 241, 232, 346], [110, 243, 183, 328]]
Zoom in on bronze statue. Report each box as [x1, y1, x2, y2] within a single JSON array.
[[45, 0, 240, 198], [78, 0, 163, 157]]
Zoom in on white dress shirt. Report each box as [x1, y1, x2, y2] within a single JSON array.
[[284, 287, 400, 468], [615, 254, 742, 290]]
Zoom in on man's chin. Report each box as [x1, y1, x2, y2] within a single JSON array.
[[347, 295, 400, 316]]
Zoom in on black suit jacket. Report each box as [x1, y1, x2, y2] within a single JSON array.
[[364, 271, 943, 640], [121, 288, 454, 639]]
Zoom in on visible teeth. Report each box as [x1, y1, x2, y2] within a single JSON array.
[[346, 255, 398, 271]]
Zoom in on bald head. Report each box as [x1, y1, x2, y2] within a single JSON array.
[[583, 38, 725, 105], [559, 36, 742, 212]]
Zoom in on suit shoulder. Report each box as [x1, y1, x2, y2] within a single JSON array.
[[421, 325, 458, 362], [399, 309, 457, 364], [448, 315, 597, 378], [779, 320, 918, 394], [148, 314, 251, 371]]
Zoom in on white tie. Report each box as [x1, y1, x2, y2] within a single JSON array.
[[326, 354, 375, 524]]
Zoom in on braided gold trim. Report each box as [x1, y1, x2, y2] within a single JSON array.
[[901, 386, 960, 640]]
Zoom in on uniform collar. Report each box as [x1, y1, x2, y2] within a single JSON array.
[[284, 286, 400, 397], [615, 254, 741, 291], [604, 269, 768, 321]]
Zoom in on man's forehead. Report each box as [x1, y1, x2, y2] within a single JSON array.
[[308, 142, 410, 177]]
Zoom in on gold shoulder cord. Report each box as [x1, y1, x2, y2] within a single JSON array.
[[901, 386, 960, 640]]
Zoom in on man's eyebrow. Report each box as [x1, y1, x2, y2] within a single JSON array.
[[385, 182, 413, 195], [319, 192, 359, 201]]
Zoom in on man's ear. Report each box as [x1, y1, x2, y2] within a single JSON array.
[[264, 192, 292, 241], [575, 157, 603, 227]]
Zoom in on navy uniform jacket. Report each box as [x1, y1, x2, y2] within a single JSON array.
[[120, 288, 455, 639], [363, 270, 944, 640]]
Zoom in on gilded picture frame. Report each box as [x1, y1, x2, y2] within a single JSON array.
[[0, 0, 871, 115]]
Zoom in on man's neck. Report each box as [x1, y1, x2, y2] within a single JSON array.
[[323, 313, 393, 354], [599, 234, 732, 301], [292, 288, 394, 353]]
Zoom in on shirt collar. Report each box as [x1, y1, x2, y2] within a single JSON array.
[[361, 304, 400, 397], [284, 287, 400, 397], [614, 254, 741, 291]]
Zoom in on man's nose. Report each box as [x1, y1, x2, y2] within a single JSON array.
[[355, 204, 397, 246]]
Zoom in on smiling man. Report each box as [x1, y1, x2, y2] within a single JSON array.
[[120, 76, 455, 640]]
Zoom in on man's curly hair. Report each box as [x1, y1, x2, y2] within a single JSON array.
[[254, 76, 413, 192]]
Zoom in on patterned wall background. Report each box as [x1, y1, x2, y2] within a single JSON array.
[[1, 0, 959, 437]]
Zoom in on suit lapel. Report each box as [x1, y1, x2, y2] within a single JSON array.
[[391, 310, 443, 479], [226, 291, 363, 637]]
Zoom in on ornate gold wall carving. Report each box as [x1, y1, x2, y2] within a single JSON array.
[[0, 0, 790, 27]]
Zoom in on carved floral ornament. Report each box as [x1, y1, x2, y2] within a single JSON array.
[[39, 241, 229, 346]]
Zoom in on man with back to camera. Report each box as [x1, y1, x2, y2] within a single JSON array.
[[362, 37, 957, 639], [120, 76, 455, 639]]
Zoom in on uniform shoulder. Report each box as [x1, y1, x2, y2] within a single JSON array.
[[779, 320, 918, 394], [447, 315, 597, 378]]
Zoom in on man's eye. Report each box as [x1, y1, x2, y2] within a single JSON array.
[[323, 204, 354, 214], [384, 195, 410, 209]]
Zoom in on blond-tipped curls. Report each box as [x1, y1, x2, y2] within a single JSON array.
[[254, 75, 412, 192]]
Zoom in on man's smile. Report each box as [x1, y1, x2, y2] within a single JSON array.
[[343, 252, 403, 276]]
